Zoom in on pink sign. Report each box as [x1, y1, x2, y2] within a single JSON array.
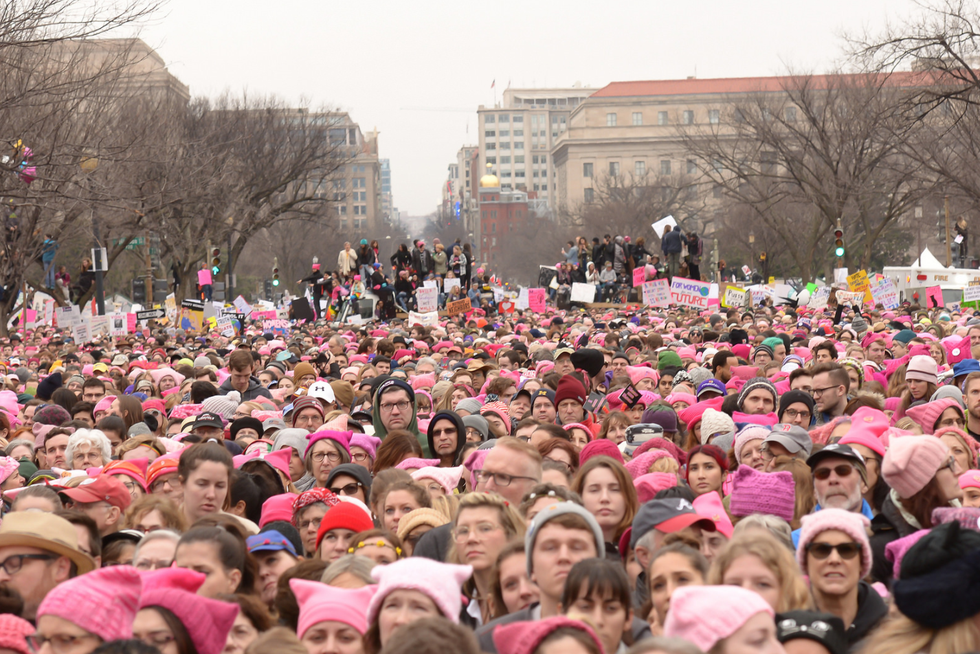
[[528, 288, 547, 312], [632, 267, 645, 287], [925, 285, 944, 308], [197, 268, 212, 286], [127, 313, 138, 333]]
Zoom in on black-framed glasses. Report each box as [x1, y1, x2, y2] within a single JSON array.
[[475, 470, 536, 487], [0, 553, 54, 575], [811, 386, 841, 397], [806, 541, 861, 560], [329, 482, 363, 496], [782, 408, 811, 421], [813, 464, 856, 481], [312, 450, 341, 464]]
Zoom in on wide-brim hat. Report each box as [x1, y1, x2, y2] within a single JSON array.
[[0, 512, 95, 574]]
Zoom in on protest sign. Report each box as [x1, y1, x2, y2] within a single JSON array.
[[722, 286, 747, 309], [570, 283, 596, 303], [871, 278, 900, 310], [416, 287, 438, 313], [528, 288, 547, 312], [262, 319, 290, 336], [408, 311, 440, 327], [835, 290, 865, 306], [670, 277, 711, 309], [652, 215, 677, 238], [446, 298, 471, 315], [642, 279, 671, 308], [444, 278, 461, 295], [964, 285, 980, 303], [925, 285, 944, 308]]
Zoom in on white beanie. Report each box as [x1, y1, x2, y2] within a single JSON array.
[[700, 408, 736, 445]]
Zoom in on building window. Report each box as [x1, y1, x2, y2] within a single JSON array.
[[632, 112, 643, 126], [709, 109, 720, 124], [500, 142, 510, 150], [635, 161, 645, 177], [500, 156, 511, 164], [485, 115, 495, 124], [687, 159, 697, 175], [353, 177, 365, 188], [515, 170, 525, 178], [513, 130, 523, 136], [498, 130, 509, 137], [583, 163, 593, 178], [513, 115, 523, 123], [609, 161, 620, 176], [337, 205, 346, 215], [515, 155, 525, 163], [584, 188, 594, 203], [485, 130, 495, 138], [486, 156, 496, 164], [514, 142, 524, 150], [683, 110, 694, 125], [606, 113, 617, 126], [785, 106, 797, 122], [499, 114, 509, 123], [658, 111, 668, 126], [492, 223, 496, 233], [354, 205, 366, 215], [660, 160, 671, 176], [486, 143, 496, 150]]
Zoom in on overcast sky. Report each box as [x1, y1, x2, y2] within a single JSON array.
[[139, 0, 921, 217]]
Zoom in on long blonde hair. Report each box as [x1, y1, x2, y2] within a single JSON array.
[[861, 614, 980, 654], [707, 531, 812, 612]]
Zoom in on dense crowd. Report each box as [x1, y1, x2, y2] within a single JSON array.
[[2, 287, 980, 654]]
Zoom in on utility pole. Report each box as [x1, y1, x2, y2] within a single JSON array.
[[945, 195, 952, 267]]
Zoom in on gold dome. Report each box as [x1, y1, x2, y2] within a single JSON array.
[[479, 172, 499, 188]]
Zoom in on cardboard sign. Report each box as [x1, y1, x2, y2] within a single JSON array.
[[233, 295, 252, 317], [925, 285, 944, 308], [528, 288, 547, 312], [422, 280, 438, 289], [871, 279, 900, 310], [444, 278, 461, 295], [670, 277, 711, 309], [722, 286, 747, 309], [619, 383, 641, 409], [570, 283, 596, 303], [446, 298, 471, 315], [642, 279, 671, 308], [262, 319, 290, 336], [417, 287, 438, 313], [108, 312, 128, 337], [408, 311, 440, 327], [964, 285, 980, 303], [499, 300, 515, 314], [72, 318, 91, 344], [835, 290, 864, 306], [632, 267, 646, 287], [291, 297, 315, 321], [809, 287, 830, 310], [165, 294, 177, 321]]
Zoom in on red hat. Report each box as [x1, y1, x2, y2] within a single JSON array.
[[554, 375, 587, 408], [494, 617, 603, 654], [102, 459, 148, 492], [578, 439, 624, 466], [61, 475, 132, 511], [315, 503, 375, 550], [146, 455, 179, 487]]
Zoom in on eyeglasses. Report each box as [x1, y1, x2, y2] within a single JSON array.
[[329, 482, 363, 496], [453, 522, 503, 542], [0, 553, 54, 575], [352, 452, 370, 463], [474, 470, 537, 487], [782, 408, 811, 421], [28, 633, 100, 654], [150, 477, 181, 493], [312, 450, 341, 464], [380, 400, 412, 413], [813, 464, 856, 481], [811, 386, 840, 397], [298, 516, 323, 531], [806, 541, 861, 560], [134, 558, 173, 571], [133, 631, 177, 649], [543, 457, 572, 474]]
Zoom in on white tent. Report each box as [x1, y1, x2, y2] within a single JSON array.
[[882, 247, 980, 303]]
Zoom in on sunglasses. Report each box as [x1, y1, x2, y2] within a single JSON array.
[[813, 464, 855, 481], [806, 541, 861, 560], [329, 482, 363, 496]]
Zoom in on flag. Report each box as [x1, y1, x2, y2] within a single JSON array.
[[491, 79, 495, 89]]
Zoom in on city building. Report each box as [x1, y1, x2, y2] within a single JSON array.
[[314, 113, 383, 234], [380, 159, 393, 222], [478, 169, 530, 267]]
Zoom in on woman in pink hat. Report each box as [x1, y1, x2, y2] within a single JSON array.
[[664, 584, 782, 654], [960, 470, 980, 508], [291, 579, 376, 654]]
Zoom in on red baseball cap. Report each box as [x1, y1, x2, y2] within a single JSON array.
[[61, 475, 132, 511]]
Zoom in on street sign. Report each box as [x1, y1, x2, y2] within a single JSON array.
[[136, 309, 165, 321]]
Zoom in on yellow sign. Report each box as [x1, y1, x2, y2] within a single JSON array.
[[846, 270, 873, 305], [767, 276, 775, 285]]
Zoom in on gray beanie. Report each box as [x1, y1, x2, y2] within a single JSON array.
[[737, 377, 778, 411], [193, 355, 212, 368], [687, 366, 713, 390], [455, 398, 483, 416], [14, 368, 30, 383], [128, 422, 151, 437], [930, 385, 965, 407], [525, 501, 605, 575], [462, 415, 490, 441]]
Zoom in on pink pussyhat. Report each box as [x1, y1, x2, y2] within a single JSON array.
[[37, 566, 142, 642], [139, 568, 239, 654], [665, 585, 774, 652], [291, 578, 378, 638], [411, 465, 465, 495], [259, 492, 298, 528], [366, 558, 473, 625]]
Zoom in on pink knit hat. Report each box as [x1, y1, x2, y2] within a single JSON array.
[[37, 566, 142, 642], [349, 433, 382, 460], [259, 492, 298, 528], [728, 465, 796, 523], [906, 355, 939, 384], [796, 508, 873, 578], [960, 470, 980, 490], [882, 435, 950, 499], [664, 585, 774, 652], [579, 439, 624, 466], [905, 398, 963, 434], [693, 490, 734, 538], [634, 472, 679, 503], [411, 465, 465, 495], [367, 558, 473, 624], [0, 456, 19, 485], [290, 578, 378, 638], [395, 457, 441, 471], [140, 568, 239, 654], [884, 529, 930, 580], [303, 430, 352, 458], [0, 614, 32, 654], [493, 617, 604, 654], [624, 450, 675, 480], [732, 426, 771, 464]]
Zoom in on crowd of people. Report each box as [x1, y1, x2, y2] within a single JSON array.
[[2, 282, 980, 654]]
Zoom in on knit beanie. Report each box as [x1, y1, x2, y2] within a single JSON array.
[[905, 398, 963, 434], [641, 406, 678, 432], [0, 456, 20, 486], [33, 404, 70, 427], [737, 377, 778, 412], [0, 614, 32, 654], [688, 366, 713, 390], [349, 433, 382, 460], [140, 568, 239, 654], [462, 415, 490, 441], [230, 417, 264, 441], [455, 398, 483, 415], [315, 503, 375, 550], [624, 450, 675, 481], [778, 390, 815, 421], [396, 507, 449, 541], [395, 457, 441, 471], [293, 362, 317, 382], [657, 350, 683, 371], [728, 465, 796, 523], [905, 355, 939, 385], [699, 408, 735, 445], [367, 558, 473, 624], [494, 617, 604, 654], [259, 493, 298, 529], [37, 566, 141, 641], [554, 375, 587, 408], [525, 502, 605, 575], [201, 391, 241, 421], [733, 425, 772, 464], [882, 435, 949, 499], [304, 430, 352, 459], [634, 472, 679, 503], [665, 585, 774, 652], [291, 578, 378, 638], [579, 440, 624, 466], [291, 396, 325, 427], [326, 463, 373, 495], [796, 508, 873, 578], [411, 465, 465, 495], [36, 372, 63, 401]]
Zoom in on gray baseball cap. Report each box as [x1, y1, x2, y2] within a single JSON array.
[[630, 497, 716, 549], [763, 423, 813, 457]]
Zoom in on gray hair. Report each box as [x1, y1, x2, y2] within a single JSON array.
[[732, 513, 794, 551], [10, 484, 61, 511], [5, 438, 34, 458], [64, 428, 112, 468], [133, 529, 181, 561], [416, 357, 439, 372], [320, 554, 377, 586]]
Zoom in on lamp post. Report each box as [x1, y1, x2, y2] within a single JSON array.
[[80, 156, 105, 315], [748, 231, 755, 281]]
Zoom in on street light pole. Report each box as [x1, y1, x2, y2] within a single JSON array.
[[80, 155, 105, 315]]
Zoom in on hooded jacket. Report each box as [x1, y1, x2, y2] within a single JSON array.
[[218, 376, 273, 401], [426, 411, 468, 467], [371, 377, 426, 455]]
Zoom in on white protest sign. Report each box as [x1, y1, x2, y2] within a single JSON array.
[[423, 280, 438, 289], [90, 315, 110, 338], [72, 318, 91, 344], [835, 290, 865, 306], [723, 286, 747, 308], [652, 215, 678, 238], [407, 310, 439, 327], [216, 316, 235, 338], [570, 283, 596, 303], [233, 295, 252, 317], [492, 286, 505, 303], [416, 287, 438, 313], [670, 277, 711, 309], [872, 279, 900, 309], [444, 278, 461, 295], [515, 288, 529, 311], [642, 279, 672, 307], [109, 312, 129, 337], [964, 285, 980, 303]]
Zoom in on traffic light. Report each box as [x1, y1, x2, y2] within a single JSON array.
[[131, 279, 146, 304], [264, 279, 273, 299], [272, 265, 280, 287], [834, 226, 845, 257], [211, 248, 221, 275]]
